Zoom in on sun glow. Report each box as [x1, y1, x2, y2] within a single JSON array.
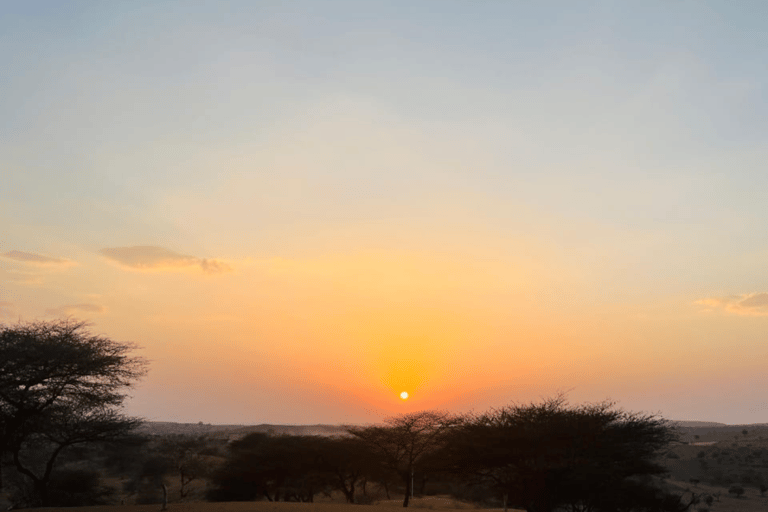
[[400, 391, 409, 400]]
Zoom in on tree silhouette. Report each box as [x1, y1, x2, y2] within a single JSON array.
[[315, 436, 384, 503], [158, 435, 210, 500], [440, 393, 683, 512], [347, 410, 463, 507], [208, 432, 327, 502], [0, 319, 147, 506]]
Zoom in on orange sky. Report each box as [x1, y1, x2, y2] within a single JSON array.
[[3, 1, 768, 425]]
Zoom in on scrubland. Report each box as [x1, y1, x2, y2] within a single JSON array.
[[12, 423, 768, 512]]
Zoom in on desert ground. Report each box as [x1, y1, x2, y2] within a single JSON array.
[[17, 484, 768, 512], [22, 498, 524, 512]]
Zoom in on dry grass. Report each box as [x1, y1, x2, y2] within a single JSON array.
[[16, 477, 764, 512], [23, 502, 527, 512], [373, 497, 490, 510], [23, 486, 768, 512]]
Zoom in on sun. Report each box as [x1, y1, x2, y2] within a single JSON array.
[[400, 391, 409, 400]]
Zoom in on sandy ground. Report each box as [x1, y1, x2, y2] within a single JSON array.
[[19, 481, 768, 512], [22, 498, 525, 512]]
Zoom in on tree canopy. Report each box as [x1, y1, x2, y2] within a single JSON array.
[[441, 393, 685, 512], [0, 319, 147, 506], [347, 410, 464, 507]]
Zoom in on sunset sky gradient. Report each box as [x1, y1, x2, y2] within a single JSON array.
[[2, 1, 768, 425]]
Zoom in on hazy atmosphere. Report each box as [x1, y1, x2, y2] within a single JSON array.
[[2, 1, 767, 425]]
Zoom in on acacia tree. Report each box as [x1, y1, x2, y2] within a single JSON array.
[[158, 435, 210, 500], [347, 410, 463, 507], [208, 432, 328, 503], [11, 403, 140, 506], [314, 435, 386, 504], [0, 319, 147, 506], [441, 394, 688, 512]]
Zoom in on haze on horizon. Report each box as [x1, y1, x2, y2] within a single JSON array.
[[2, 1, 767, 426]]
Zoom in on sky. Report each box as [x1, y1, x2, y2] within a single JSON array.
[[2, 0, 768, 426]]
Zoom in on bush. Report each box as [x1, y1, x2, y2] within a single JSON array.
[[123, 455, 172, 504], [4, 466, 115, 508], [728, 485, 745, 498], [355, 494, 379, 505], [47, 468, 115, 506]]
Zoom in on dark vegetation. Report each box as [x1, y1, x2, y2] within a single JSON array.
[[0, 319, 146, 508], [3, 319, 768, 511]]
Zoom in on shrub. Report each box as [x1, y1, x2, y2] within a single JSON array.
[[728, 485, 745, 498], [355, 494, 379, 505], [709, 469, 725, 485], [46, 468, 115, 507]]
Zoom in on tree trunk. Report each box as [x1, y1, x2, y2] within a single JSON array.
[[35, 480, 49, 508], [12, 445, 50, 507], [403, 471, 411, 508], [503, 493, 508, 512], [161, 483, 168, 511]]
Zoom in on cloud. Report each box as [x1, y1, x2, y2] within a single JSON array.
[[45, 303, 106, 317], [695, 292, 768, 316], [200, 258, 231, 273], [2, 250, 73, 266], [739, 293, 768, 308], [99, 246, 231, 274], [0, 268, 43, 285]]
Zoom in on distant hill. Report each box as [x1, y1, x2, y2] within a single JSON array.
[[134, 421, 351, 440], [670, 421, 727, 428], [134, 420, 768, 442]]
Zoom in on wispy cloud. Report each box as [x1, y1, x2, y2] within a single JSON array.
[[44, 303, 106, 317], [99, 246, 232, 274], [2, 250, 73, 266], [0, 268, 43, 285], [695, 293, 768, 316]]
